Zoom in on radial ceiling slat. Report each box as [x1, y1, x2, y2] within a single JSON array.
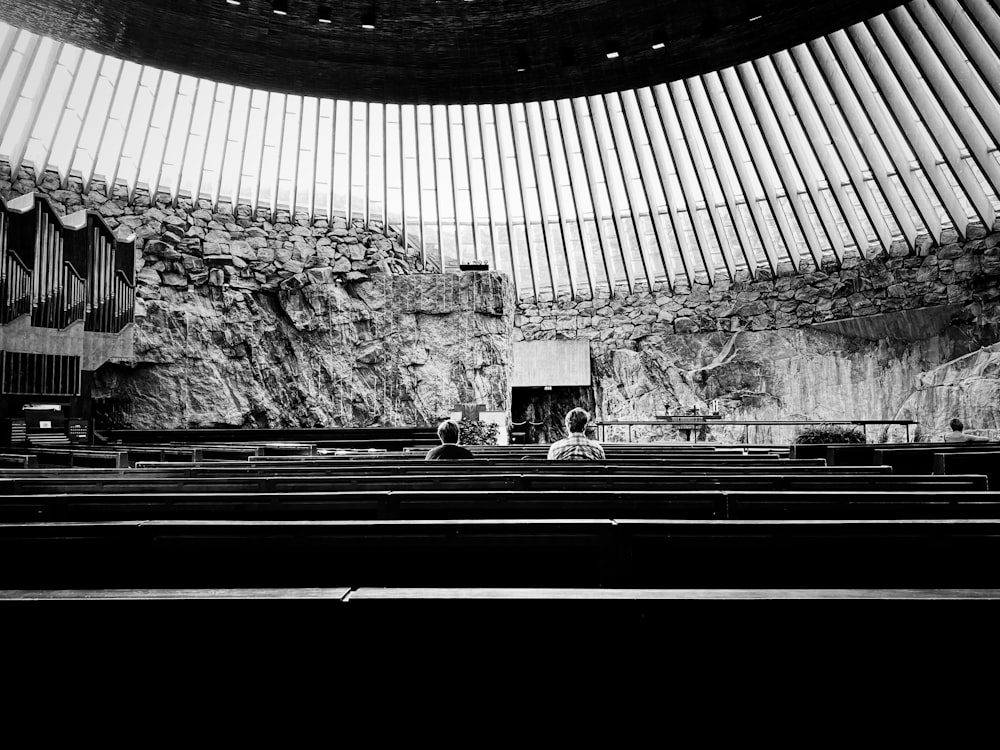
[[1, 1, 999, 303]]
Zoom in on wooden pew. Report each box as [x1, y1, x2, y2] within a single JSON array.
[[874, 445, 1000, 476], [3, 516, 1000, 589], [15, 448, 128, 468], [0, 488, 730, 522], [0, 453, 38, 469], [0, 471, 988, 497], [236, 455, 810, 468], [0, 461, 894, 480], [821, 441, 1000, 467], [1, 484, 996, 524], [8, 588, 998, 599], [934, 451, 1000, 489], [101, 427, 439, 451]]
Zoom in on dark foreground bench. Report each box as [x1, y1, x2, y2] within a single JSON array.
[[3, 517, 1000, 589], [823, 442, 1000, 467], [3, 587, 996, 600], [0, 454, 38, 469], [874, 446, 1000, 475], [0, 472, 988, 496], [101, 428, 439, 451], [2, 488, 998, 522], [935, 451, 1000, 489], [0, 462, 891, 480]]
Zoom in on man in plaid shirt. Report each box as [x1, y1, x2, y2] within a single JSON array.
[[546, 407, 606, 460]]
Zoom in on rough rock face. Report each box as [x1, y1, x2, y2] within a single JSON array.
[[896, 342, 1000, 438], [93, 272, 513, 428], [591, 322, 997, 444], [4, 160, 998, 439], [2, 163, 512, 429], [518, 228, 1000, 442]]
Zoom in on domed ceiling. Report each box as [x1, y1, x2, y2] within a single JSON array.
[[0, 0, 907, 103]]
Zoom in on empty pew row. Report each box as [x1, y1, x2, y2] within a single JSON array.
[[3, 516, 1000, 589], [3, 442, 320, 468], [400, 447, 789, 459], [110, 442, 317, 460], [234, 454, 807, 467], [6, 447, 195, 468], [9, 588, 998, 600], [0, 451, 820, 471], [403, 444, 793, 455], [0, 453, 38, 468], [100, 427, 440, 448], [0, 472, 988, 497], [790, 441, 1000, 466], [0, 462, 896, 481], [5, 587, 994, 600], [873, 446, 1000, 475], [9, 448, 130, 468], [935, 452, 1000, 489], [1, 486, 996, 522]]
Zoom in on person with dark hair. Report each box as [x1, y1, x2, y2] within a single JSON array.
[[546, 407, 606, 460], [425, 419, 475, 459], [944, 417, 988, 442]]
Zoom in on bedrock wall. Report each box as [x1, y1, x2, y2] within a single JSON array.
[[4, 160, 999, 439], [515, 229, 1000, 442], [2, 164, 513, 428]]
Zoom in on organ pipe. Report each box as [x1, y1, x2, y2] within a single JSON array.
[[0, 194, 134, 334]]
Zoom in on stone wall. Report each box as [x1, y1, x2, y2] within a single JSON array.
[[95, 271, 512, 428], [1, 163, 513, 428], [515, 231, 1000, 443], [5, 158, 999, 440]]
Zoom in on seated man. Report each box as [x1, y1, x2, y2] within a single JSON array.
[[546, 407, 606, 460], [425, 419, 475, 460], [943, 417, 988, 442]]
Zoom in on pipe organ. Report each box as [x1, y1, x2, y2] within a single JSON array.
[[85, 216, 135, 334], [0, 192, 136, 446], [0, 202, 32, 324]]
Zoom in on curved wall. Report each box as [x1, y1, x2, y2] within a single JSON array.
[[3, 0, 1000, 437], [2, 0, 1000, 302], [4, 161, 998, 439]]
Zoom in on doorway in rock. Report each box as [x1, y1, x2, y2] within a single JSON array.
[[510, 386, 595, 445]]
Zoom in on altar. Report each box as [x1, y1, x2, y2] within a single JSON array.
[[595, 419, 920, 444]]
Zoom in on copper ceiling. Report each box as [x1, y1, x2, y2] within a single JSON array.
[[0, 0, 908, 103]]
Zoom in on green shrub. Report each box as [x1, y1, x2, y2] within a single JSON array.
[[459, 419, 499, 446], [793, 424, 867, 444]]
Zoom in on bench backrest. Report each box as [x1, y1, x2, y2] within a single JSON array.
[[3, 489, 999, 524], [0, 471, 988, 496], [934, 452, 1000, 487]]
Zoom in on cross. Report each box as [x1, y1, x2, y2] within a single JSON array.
[[452, 402, 486, 421]]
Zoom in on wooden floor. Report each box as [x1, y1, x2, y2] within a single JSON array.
[[1, 587, 998, 600]]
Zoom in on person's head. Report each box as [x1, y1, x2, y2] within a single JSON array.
[[565, 407, 590, 435], [437, 419, 461, 444], [950, 418, 964, 432]]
